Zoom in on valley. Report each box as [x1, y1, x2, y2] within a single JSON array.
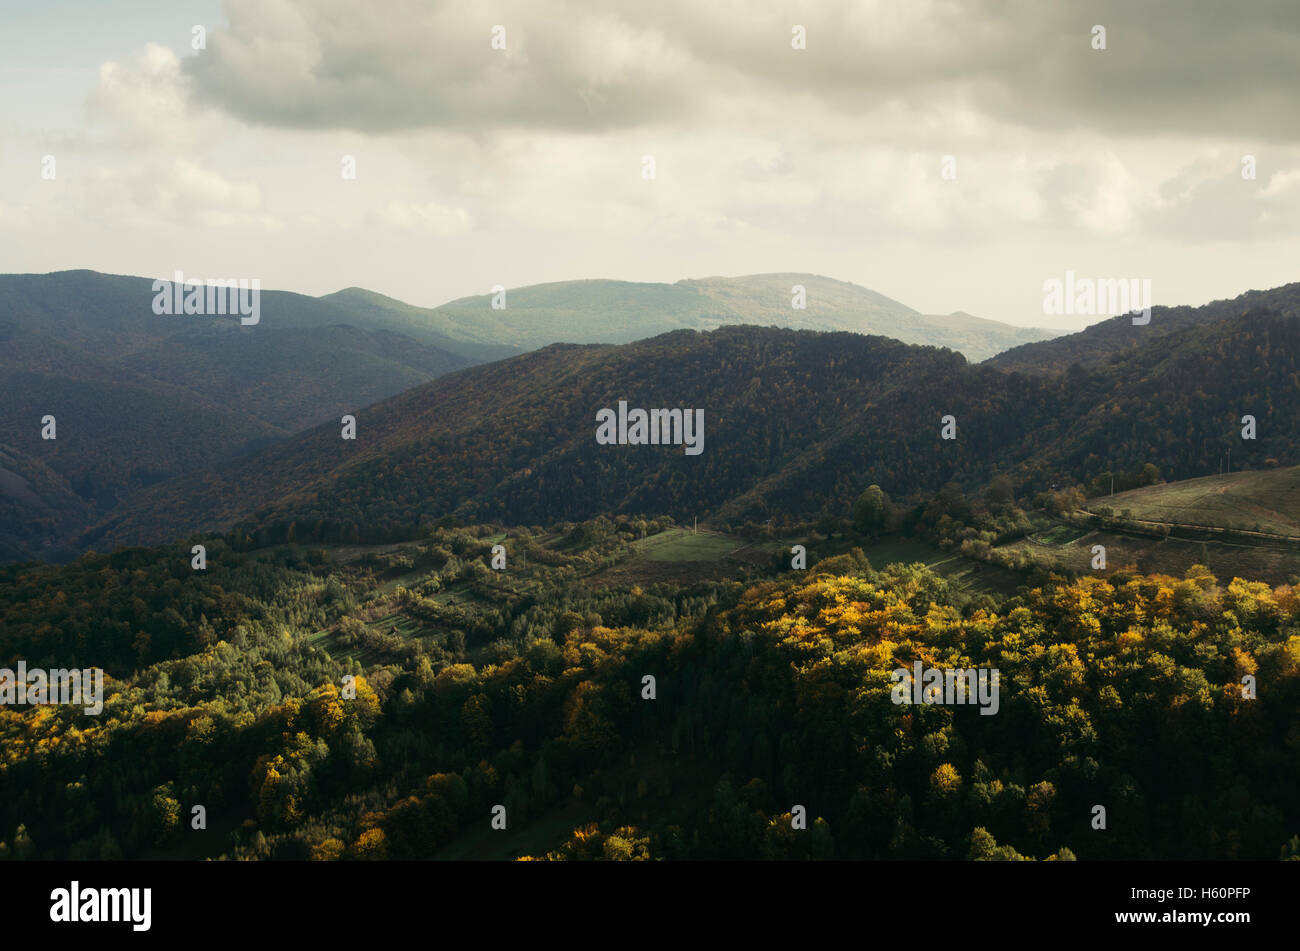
[[4, 508, 1296, 862], [3, 270, 1300, 865]]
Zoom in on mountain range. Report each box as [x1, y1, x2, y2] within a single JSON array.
[[84, 292, 1300, 552], [0, 269, 1053, 560], [403, 272, 1054, 360], [0, 270, 483, 560], [989, 281, 1300, 374], [9, 269, 1298, 561]]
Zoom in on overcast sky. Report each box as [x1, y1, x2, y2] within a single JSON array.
[[2, 0, 1298, 328]]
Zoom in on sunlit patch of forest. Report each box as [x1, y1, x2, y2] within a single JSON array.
[[1, 516, 1298, 861]]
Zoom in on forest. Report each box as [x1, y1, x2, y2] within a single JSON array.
[[2, 513, 1297, 861], [5, 294, 1300, 862], [85, 307, 1300, 556]]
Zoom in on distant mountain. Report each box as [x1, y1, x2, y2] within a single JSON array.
[[987, 282, 1300, 374], [22, 269, 1300, 561], [87, 299, 1300, 550], [409, 273, 1055, 362], [0, 268, 1051, 560], [315, 287, 521, 363], [0, 270, 477, 560], [85, 326, 979, 547]]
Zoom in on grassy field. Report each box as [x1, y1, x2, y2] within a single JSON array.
[[637, 527, 749, 562], [587, 527, 756, 586], [1089, 466, 1300, 537], [1001, 525, 1300, 586], [1030, 523, 1089, 546], [1003, 466, 1300, 584], [593, 528, 1022, 595]]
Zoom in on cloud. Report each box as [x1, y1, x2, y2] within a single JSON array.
[[177, 0, 1300, 142], [88, 43, 192, 146], [1114, 151, 1300, 242], [380, 199, 472, 235], [184, 0, 703, 133], [166, 159, 261, 209], [71, 159, 276, 232]]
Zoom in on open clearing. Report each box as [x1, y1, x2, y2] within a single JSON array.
[[1088, 466, 1300, 538]]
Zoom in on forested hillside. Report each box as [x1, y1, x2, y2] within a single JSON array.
[[0, 270, 476, 560], [2, 522, 1296, 861], [90, 308, 1300, 552], [988, 281, 1300, 375]]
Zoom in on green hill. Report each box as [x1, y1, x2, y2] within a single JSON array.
[[0, 270, 476, 560], [86, 302, 1300, 551], [987, 281, 1300, 375], [395, 272, 1054, 361], [1087, 467, 1300, 538]]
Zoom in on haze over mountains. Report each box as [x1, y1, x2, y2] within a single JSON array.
[[87, 287, 1300, 553], [414, 273, 1054, 360], [6, 269, 1295, 561], [0, 270, 482, 560], [0, 268, 1054, 560]]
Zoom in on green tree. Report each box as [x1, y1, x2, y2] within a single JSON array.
[[852, 485, 889, 536], [985, 474, 1015, 505]]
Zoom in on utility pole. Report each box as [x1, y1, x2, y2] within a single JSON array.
[[1110, 476, 1114, 497], [1227, 448, 1231, 474]]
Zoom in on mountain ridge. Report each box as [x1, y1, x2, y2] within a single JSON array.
[[86, 291, 1300, 552], [0, 270, 478, 560], [414, 271, 1054, 359], [988, 281, 1300, 374]]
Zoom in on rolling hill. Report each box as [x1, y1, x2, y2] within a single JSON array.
[[13, 270, 1300, 561], [1085, 466, 1300, 539], [1, 268, 1055, 560], [0, 270, 477, 560], [987, 281, 1300, 375], [85, 300, 1300, 551], [400, 272, 1055, 362]]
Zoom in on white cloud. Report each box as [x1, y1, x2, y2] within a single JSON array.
[[3, 0, 1299, 328], [88, 43, 192, 147], [1260, 167, 1300, 199], [166, 159, 261, 210], [380, 200, 472, 235]]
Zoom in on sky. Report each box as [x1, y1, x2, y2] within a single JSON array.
[[1, 0, 1298, 329]]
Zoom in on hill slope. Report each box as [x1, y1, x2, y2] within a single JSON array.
[[0, 268, 1050, 560], [987, 281, 1300, 374], [400, 273, 1054, 361], [0, 270, 476, 559], [86, 326, 1015, 546], [88, 302, 1300, 550], [1087, 466, 1300, 538]]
